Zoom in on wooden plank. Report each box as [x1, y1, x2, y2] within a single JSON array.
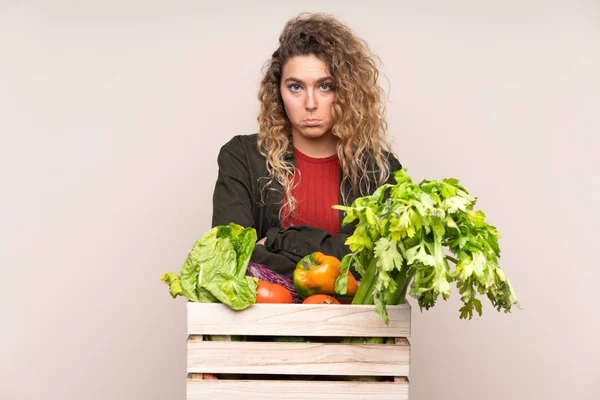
[[186, 379, 409, 400], [187, 303, 411, 337], [186, 336, 205, 380], [187, 340, 410, 376], [394, 338, 411, 382]]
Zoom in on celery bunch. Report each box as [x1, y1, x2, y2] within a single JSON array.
[[334, 169, 519, 324]]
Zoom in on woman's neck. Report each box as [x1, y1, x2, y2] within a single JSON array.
[[291, 131, 338, 158]]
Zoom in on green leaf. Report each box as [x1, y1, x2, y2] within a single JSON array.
[[445, 196, 470, 213], [196, 286, 218, 303], [430, 217, 445, 237], [467, 210, 486, 227], [459, 297, 483, 320], [202, 274, 258, 310], [374, 292, 390, 324], [180, 257, 201, 302], [473, 297, 483, 316], [160, 272, 183, 298], [335, 271, 349, 295], [440, 181, 458, 199], [444, 215, 459, 231], [374, 238, 404, 272], [335, 255, 353, 295], [365, 207, 377, 226], [431, 272, 451, 299], [420, 193, 435, 210], [414, 246, 436, 267], [221, 224, 257, 277], [178, 227, 219, 302], [399, 210, 411, 230], [345, 225, 373, 253]]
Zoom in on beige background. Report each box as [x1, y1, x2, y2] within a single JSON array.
[[1, 1, 599, 399]]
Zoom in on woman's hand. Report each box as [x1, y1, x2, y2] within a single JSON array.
[[256, 237, 267, 246]]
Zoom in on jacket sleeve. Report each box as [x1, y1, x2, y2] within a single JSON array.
[[211, 138, 299, 277], [211, 138, 255, 228], [250, 244, 298, 278], [265, 225, 351, 264]]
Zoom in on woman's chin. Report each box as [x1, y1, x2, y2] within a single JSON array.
[[295, 127, 333, 140]]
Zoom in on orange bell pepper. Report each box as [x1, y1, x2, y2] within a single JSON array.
[[293, 251, 358, 299]]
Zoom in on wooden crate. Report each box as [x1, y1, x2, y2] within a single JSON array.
[[186, 302, 411, 400]]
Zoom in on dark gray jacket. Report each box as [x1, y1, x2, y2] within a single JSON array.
[[211, 133, 402, 277]]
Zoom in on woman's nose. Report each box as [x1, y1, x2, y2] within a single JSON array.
[[304, 90, 317, 111]]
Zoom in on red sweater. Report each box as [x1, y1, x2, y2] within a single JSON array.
[[282, 148, 340, 235]]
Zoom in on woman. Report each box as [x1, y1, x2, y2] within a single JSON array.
[[212, 13, 402, 277]]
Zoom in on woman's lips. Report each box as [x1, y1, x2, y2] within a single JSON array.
[[303, 119, 322, 126]]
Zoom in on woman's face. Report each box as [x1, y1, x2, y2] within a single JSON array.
[[280, 54, 336, 154]]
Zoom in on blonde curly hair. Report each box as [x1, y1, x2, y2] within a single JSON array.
[[257, 13, 393, 221]]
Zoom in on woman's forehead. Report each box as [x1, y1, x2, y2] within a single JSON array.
[[281, 54, 331, 81]]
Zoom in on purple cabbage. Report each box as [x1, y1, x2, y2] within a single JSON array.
[[246, 262, 303, 303]]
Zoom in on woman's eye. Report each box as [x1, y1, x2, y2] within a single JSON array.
[[289, 84, 301, 92], [320, 83, 331, 91]]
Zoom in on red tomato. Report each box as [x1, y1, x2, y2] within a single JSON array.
[[256, 280, 293, 304], [302, 294, 340, 304]]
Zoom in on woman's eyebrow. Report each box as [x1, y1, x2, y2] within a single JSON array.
[[283, 76, 333, 84]]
